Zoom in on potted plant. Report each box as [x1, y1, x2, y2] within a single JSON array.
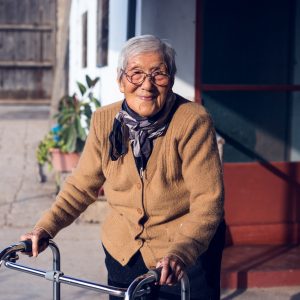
[[37, 75, 100, 174]]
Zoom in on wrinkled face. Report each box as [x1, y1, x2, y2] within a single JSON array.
[[118, 52, 172, 117]]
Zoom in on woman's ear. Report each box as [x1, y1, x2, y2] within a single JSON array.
[[117, 77, 125, 93]]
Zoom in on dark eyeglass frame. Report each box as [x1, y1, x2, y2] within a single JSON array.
[[121, 69, 170, 87]]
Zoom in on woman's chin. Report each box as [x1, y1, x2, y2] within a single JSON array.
[[138, 103, 158, 117]]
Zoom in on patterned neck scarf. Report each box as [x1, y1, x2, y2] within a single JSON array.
[[109, 93, 176, 163]]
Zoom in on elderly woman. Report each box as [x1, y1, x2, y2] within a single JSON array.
[[21, 35, 225, 300]]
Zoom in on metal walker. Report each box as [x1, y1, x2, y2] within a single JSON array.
[[0, 240, 190, 300]]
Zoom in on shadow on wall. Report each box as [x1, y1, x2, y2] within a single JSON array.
[[223, 161, 300, 246], [215, 122, 300, 245], [203, 92, 292, 163]]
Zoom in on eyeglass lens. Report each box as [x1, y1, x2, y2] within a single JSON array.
[[127, 71, 169, 86]]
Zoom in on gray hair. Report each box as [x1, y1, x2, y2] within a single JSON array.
[[117, 35, 177, 82]]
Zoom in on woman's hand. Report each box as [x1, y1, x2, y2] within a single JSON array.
[[20, 227, 50, 257], [156, 255, 185, 286]]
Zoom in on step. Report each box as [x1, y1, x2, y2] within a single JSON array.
[[221, 245, 300, 288]]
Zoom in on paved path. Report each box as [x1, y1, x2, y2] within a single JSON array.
[[0, 105, 299, 299], [0, 105, 107, 299], [0, 105, 53, 228]]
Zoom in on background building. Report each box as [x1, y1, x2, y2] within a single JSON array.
[[1, 0, 300, 289], [68, 0, 196, 105]]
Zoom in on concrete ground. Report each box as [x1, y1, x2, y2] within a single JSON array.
[[0, 104, 299, 299], [0, 105, 107, 299]]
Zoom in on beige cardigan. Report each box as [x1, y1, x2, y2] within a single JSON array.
[[35, 95, 224, 268]]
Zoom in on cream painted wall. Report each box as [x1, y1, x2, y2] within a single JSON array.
[[69, 0, 196, 106], [137, 0, 196, 101], [69, 0, 127, 107]]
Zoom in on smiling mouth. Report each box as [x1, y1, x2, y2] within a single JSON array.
[[139, 95, 155, 101]]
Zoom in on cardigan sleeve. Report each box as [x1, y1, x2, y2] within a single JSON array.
[[167, 110, 224, 267], [35, 112, 106, 238]]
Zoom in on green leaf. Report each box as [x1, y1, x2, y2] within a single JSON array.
[[57, 112, 75, 126], [86, 75, 93, 88], [47, 73, 102, 154], [75, 116, 87, 141], [93, 97, 101, 108], [86, 75, 100, 88], [83, 103, 93, 119], [61, 126, 77, 153], [66, 136, 77, 153], [35, 132, 57, 167], [77, 81, 86, 96], [88, 93, 101, 108], [92, 77, 100, 87]]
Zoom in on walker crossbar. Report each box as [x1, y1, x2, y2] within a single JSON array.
[[0, 240, 190, 299], [4, 260, 128, 298]]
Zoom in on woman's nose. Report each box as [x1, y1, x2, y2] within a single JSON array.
[[141, 75, 154, 89]]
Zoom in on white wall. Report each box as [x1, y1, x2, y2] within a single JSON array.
[[69, 0, 127, 107], [69, 0, 196, 107], [137, 0, 196, 101]]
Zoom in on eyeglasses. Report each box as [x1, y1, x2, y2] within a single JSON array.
[[121, 69, 170, 87]]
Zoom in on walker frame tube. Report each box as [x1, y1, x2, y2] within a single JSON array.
[[0, 240, 190, 299]]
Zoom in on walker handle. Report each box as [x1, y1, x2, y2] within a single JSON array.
[[146, 267, 162, 281], [20, 238, 49, 253]]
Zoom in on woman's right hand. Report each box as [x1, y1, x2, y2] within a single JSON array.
[[20, 227, 51, 257]]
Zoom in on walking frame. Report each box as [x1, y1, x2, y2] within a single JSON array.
[[0, 240, 190, 300]]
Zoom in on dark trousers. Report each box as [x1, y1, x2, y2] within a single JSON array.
[[104, 220, 226, 300]]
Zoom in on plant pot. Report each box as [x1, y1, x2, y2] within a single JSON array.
[[50, 148, 80, 172]]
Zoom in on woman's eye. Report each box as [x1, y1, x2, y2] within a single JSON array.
[[132, 70, 143, 75], [152, 71, 162, 76]]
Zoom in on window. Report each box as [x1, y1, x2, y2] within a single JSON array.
[[196, 0, 300, 162], [96, 0, 109, 67], [82, 11, 88, 68]]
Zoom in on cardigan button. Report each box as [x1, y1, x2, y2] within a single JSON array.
[[137, 183, 142, 189], [137, 208, 143, 215], [137, 240, 143, 246]]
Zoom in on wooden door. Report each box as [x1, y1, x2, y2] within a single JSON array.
[[0, 0, 56, 104]]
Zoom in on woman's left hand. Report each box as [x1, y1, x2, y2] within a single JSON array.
[[156, 255, 185, 285]]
